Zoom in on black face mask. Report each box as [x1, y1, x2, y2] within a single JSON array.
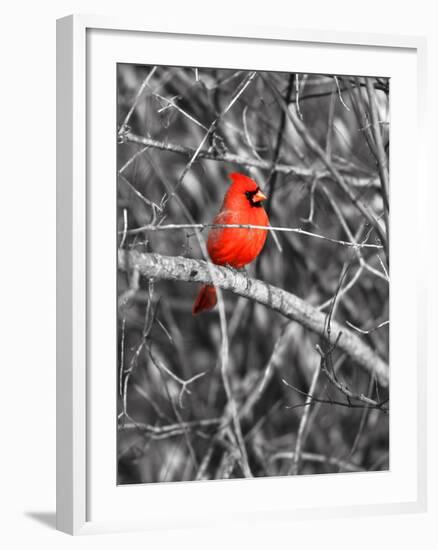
[[245, 187, 264, 208]]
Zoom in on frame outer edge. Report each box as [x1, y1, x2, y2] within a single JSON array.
[[56, 14, 87, 535], [416, 36, 428, 513], [55, 15, 427, 533], [71, 14, 424, 50]]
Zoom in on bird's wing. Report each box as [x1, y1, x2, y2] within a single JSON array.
[[206, 209, 238, 264]]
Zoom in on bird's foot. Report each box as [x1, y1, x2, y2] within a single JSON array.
[[224, 264, 247, 275]]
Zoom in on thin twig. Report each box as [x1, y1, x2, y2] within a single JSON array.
[[118, 145, 150, 175], [339, 371, 376, 472], [346, 319, 389, 335], [242, 105, 265, 162], [118, 173, 163, 212], [119, 317, 126, 398], [289, 361, 321, 474], [119, 208, 128, 248], [121, 222, 383, 249], [263, 74, 388, 257], [333, 76, 351, 111], [238, 324, 291, 419], [161, 71, 257, 211], [122, 132, 380, 189], [325, 84, 337, 159], [269, 451, 364, 472], [119, 66, 158, 133], [365, 78, 390, 237], [282, 378, 388, 412], [148, 345, 207, 408], [316, 345, 388, 412], [302, 174, 320, 224], [121, 279, 156, 418], [295, 73, 303, 119], [119, 418, 221, 438], [153, 91, 209, 131], [320, 185, 388, 283]]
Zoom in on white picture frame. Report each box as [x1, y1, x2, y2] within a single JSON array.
[[56, 14, 428, 535]]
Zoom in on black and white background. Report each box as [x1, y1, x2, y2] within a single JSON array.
[[117, 65, 390, 485]]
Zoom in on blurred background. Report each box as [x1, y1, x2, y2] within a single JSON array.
[[116, 64, 389, 484]]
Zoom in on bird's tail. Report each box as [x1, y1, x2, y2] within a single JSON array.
[[192, 285, 217, 315]]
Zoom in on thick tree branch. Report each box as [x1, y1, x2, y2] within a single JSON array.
[[118, 250, 389, 387]]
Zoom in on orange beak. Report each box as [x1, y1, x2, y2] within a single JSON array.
[[253, 189, 267, 203]]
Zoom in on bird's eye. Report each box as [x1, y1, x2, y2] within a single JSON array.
[[245, 187, 259, 199]]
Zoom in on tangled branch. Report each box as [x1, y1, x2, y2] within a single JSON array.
[[122, 132, 380, 189]]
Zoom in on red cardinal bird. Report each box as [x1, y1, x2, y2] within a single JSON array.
[[192, 172, 269, 315]]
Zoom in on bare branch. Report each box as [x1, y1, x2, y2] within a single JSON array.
[[365, 78, 390, 227], [118, 250, 389, 386], [122, 131, 380, 189], [289, 361, 321, 475], [316, 345, 388, 411], [346, 319, 389, 335], [262, 74, 388, 255], [162, 71, 257, 211], [119, 418, 221, 439], [333, 76, 351, 111], [119, 66, 157, 133], [121, 222, 383, 250], [269, 451, 364, 473]]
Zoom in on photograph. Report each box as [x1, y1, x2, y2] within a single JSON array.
[[116, 64, 390, 485]]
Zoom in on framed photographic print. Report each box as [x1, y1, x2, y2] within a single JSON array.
[[56, 15, 427, 534]]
